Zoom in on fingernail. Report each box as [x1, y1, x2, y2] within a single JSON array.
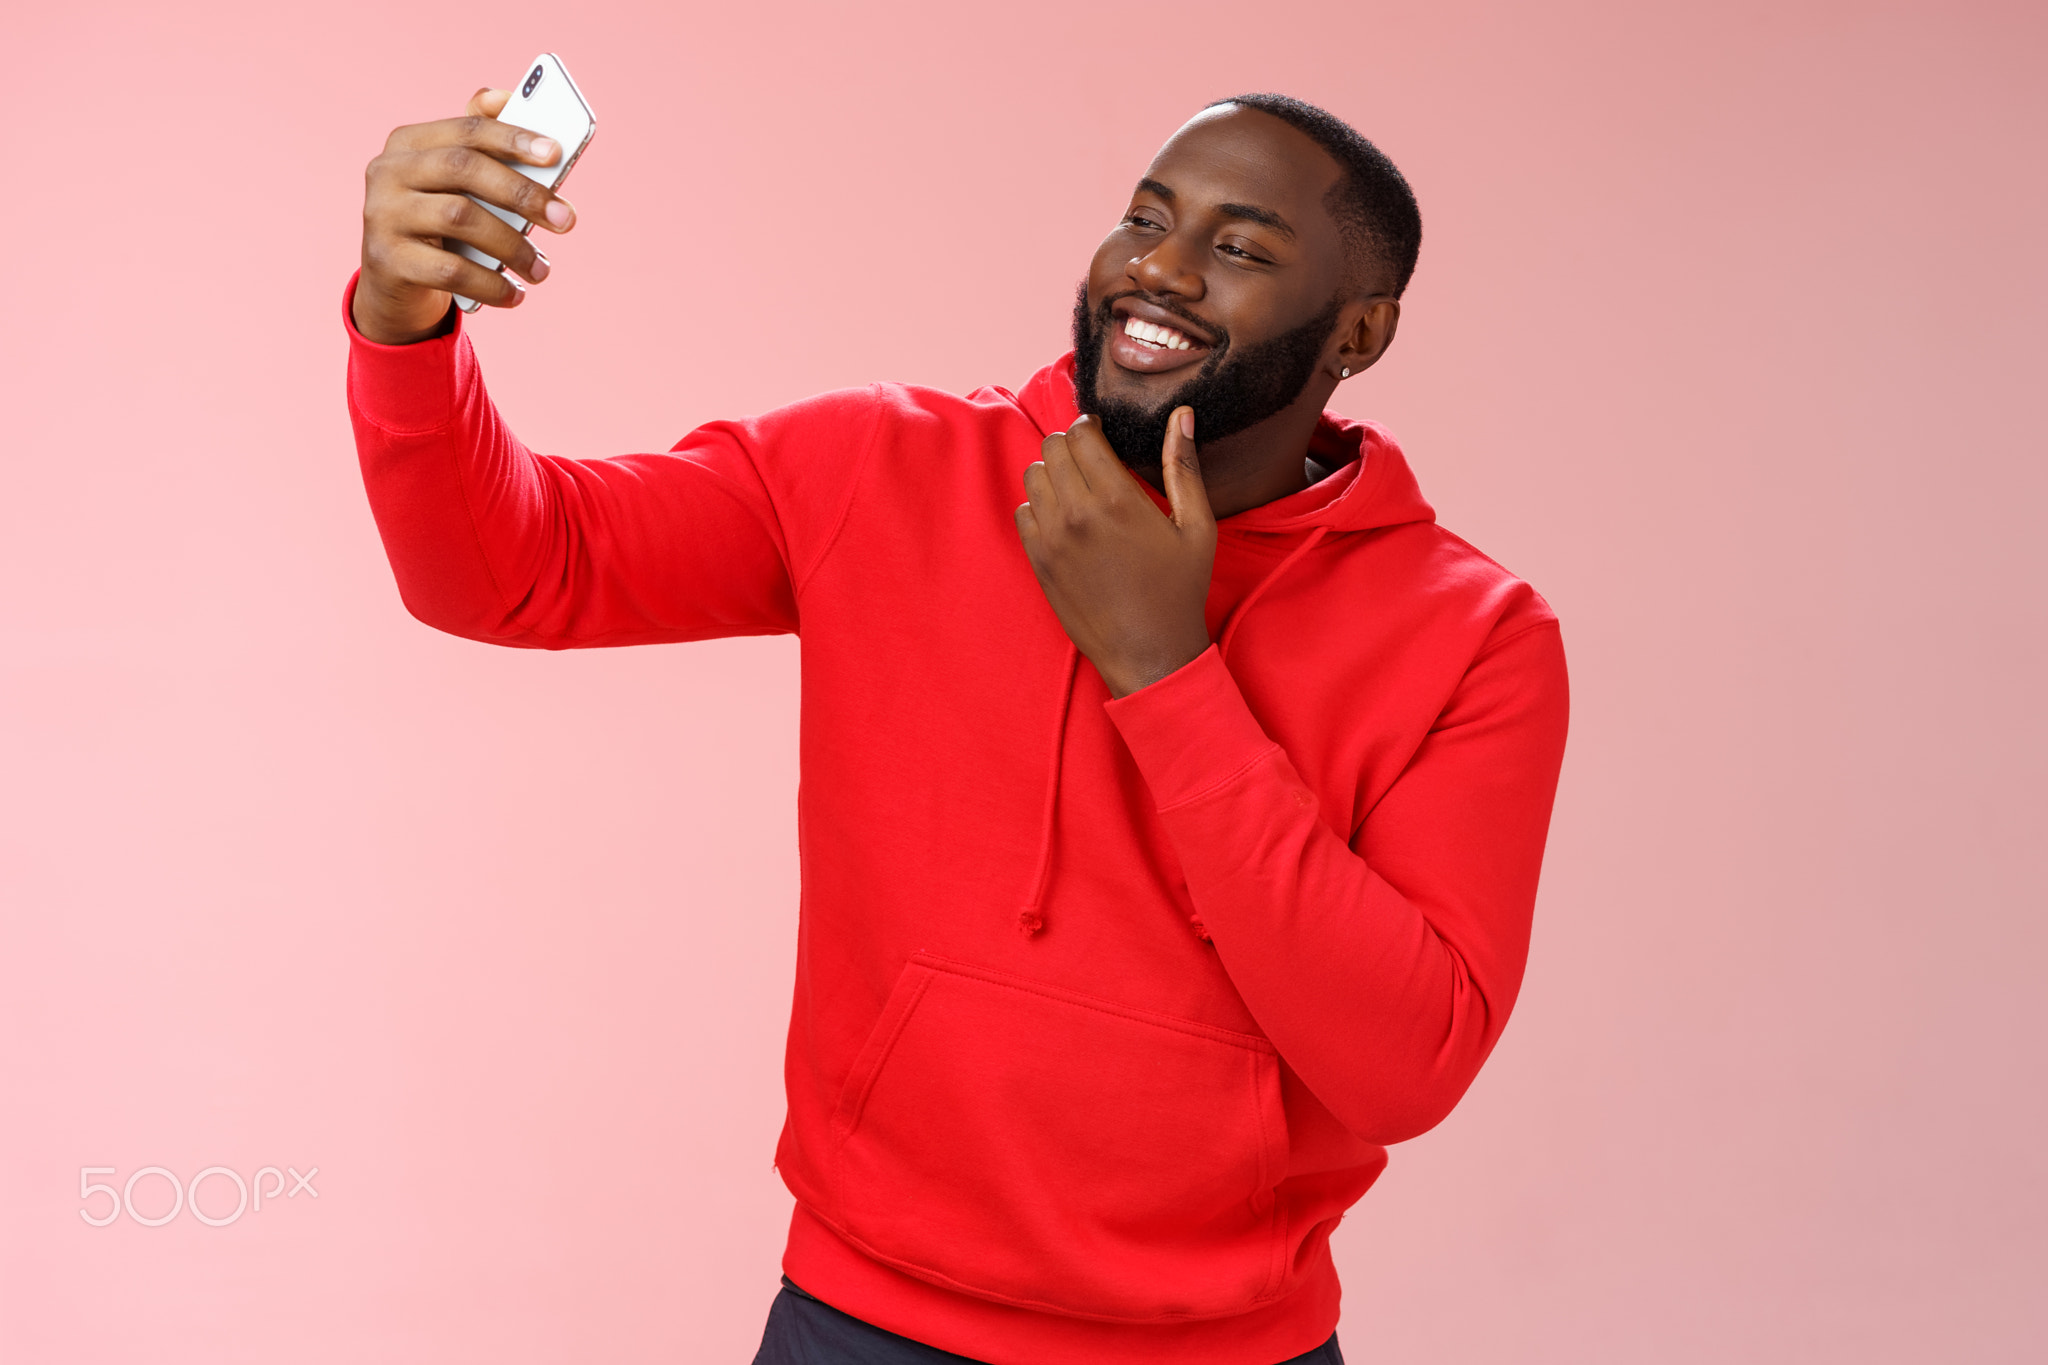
[[530, 136, 558, 161], [528, 249, 551, 283], [1178, 409, 1195, 439], [545, 199, 574, 229]]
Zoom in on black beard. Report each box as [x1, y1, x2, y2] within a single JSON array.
[[1070, 283, 1342, 475]]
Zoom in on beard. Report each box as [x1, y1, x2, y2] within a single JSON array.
[[1070, 283, 1342, 475]]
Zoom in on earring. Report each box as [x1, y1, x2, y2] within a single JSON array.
[[1340, 367, 1351, 378]]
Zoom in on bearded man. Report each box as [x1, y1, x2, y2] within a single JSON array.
[[345, 89, 1570, 1365]]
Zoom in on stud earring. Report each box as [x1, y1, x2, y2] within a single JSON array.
[[1340, 367, 1351, 378]]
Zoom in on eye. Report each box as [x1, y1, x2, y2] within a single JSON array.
[[1218, 242, 1274, 265], [1123, 212, 1165, 231]]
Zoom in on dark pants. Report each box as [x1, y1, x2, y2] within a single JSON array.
[[753, 1278, 1345, 1365]]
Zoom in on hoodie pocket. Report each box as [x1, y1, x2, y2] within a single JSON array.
[[826, 953, 1291, 1323]]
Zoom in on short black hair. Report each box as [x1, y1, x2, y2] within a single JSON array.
[[1207, 93, 1422, 298]]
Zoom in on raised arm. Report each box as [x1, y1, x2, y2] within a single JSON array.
[[346, 87, 877, 648]]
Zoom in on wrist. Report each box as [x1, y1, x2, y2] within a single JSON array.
[[1099, 636, 1210, 699], [350, 281, 457, 346]]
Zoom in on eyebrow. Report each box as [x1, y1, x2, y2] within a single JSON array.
[[1135, 178, 1298, 242]]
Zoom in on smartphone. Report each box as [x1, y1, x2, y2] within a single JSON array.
[[448, 52, 597, 313]]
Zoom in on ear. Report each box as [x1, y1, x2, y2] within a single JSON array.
[[1330, 297, 1401, 381]]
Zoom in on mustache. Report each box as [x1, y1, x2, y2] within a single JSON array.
[[1093, 289, 1229, 351]]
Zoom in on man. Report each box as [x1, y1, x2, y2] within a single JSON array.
[[346, 88, 1569, 1365]]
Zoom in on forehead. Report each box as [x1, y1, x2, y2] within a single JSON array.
[[1142, 105, 1346, 242]]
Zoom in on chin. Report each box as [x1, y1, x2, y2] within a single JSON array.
[[1091, 369, 1159, 410]]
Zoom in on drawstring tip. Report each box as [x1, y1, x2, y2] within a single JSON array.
[[1017, 908, 1045, 937]]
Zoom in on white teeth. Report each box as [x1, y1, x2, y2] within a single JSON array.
[[1123, 316, 1195, 351]]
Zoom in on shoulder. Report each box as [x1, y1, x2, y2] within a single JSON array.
[[1372, 520, 1563, 660], [790, 382, 1051, 491], [693, 354, 1074, 453], [870, 379, 1048, 440]]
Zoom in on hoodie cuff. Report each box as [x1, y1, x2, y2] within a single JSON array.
[[1103, 646, 1281, 811], [342, 269, 465, 433]]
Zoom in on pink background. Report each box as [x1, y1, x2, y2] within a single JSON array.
[[4, 1, 2043, 1360]]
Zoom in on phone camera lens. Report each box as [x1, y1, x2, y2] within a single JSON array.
[[523, 66, 544, 97]]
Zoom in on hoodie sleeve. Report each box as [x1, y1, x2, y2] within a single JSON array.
[[343, 271, 881, 648], [1102, 622, 1569, 1146]]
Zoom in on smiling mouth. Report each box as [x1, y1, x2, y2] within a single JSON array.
[[1122, 315, 1199, 351], [1105, 303, 1217, 376]]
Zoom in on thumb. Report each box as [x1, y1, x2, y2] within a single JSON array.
[[1161, 406, 1214, 534], [467, 87, 511, 118]]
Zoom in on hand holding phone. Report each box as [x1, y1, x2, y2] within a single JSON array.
[[353, 56, 596, 345], [447, 54, 597, 312]]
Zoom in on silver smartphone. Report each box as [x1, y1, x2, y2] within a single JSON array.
[[449, 52, 597, 313]]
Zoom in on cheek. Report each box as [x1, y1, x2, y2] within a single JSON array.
[[1085, 237, 1127, 304], [1209, 282, 1312, 350]]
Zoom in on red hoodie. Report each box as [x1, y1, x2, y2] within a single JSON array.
[[342, 273, 1569, 1365]]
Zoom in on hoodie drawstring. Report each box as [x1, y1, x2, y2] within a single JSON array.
[[1016, 525, 1331, 942], [1018, 641, 1080, 937], [1218, 525, 1330, 662]]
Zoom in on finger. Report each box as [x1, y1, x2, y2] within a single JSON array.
[[397, 192, 552, 284], [1038, 431, 1090, 505], [1013, 504, 1055, 590], [1062, 414, 1126, 493], [399, 142, 577, 232], [1022, 459, 1060, 522], [389, 112, 564, 171], [466, 88, 510, 119], [383, 238, 527, 309], [1160, 406, 1215, 534]]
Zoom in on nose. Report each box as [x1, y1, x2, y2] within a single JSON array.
[[1127, 231, 1205, 301]]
